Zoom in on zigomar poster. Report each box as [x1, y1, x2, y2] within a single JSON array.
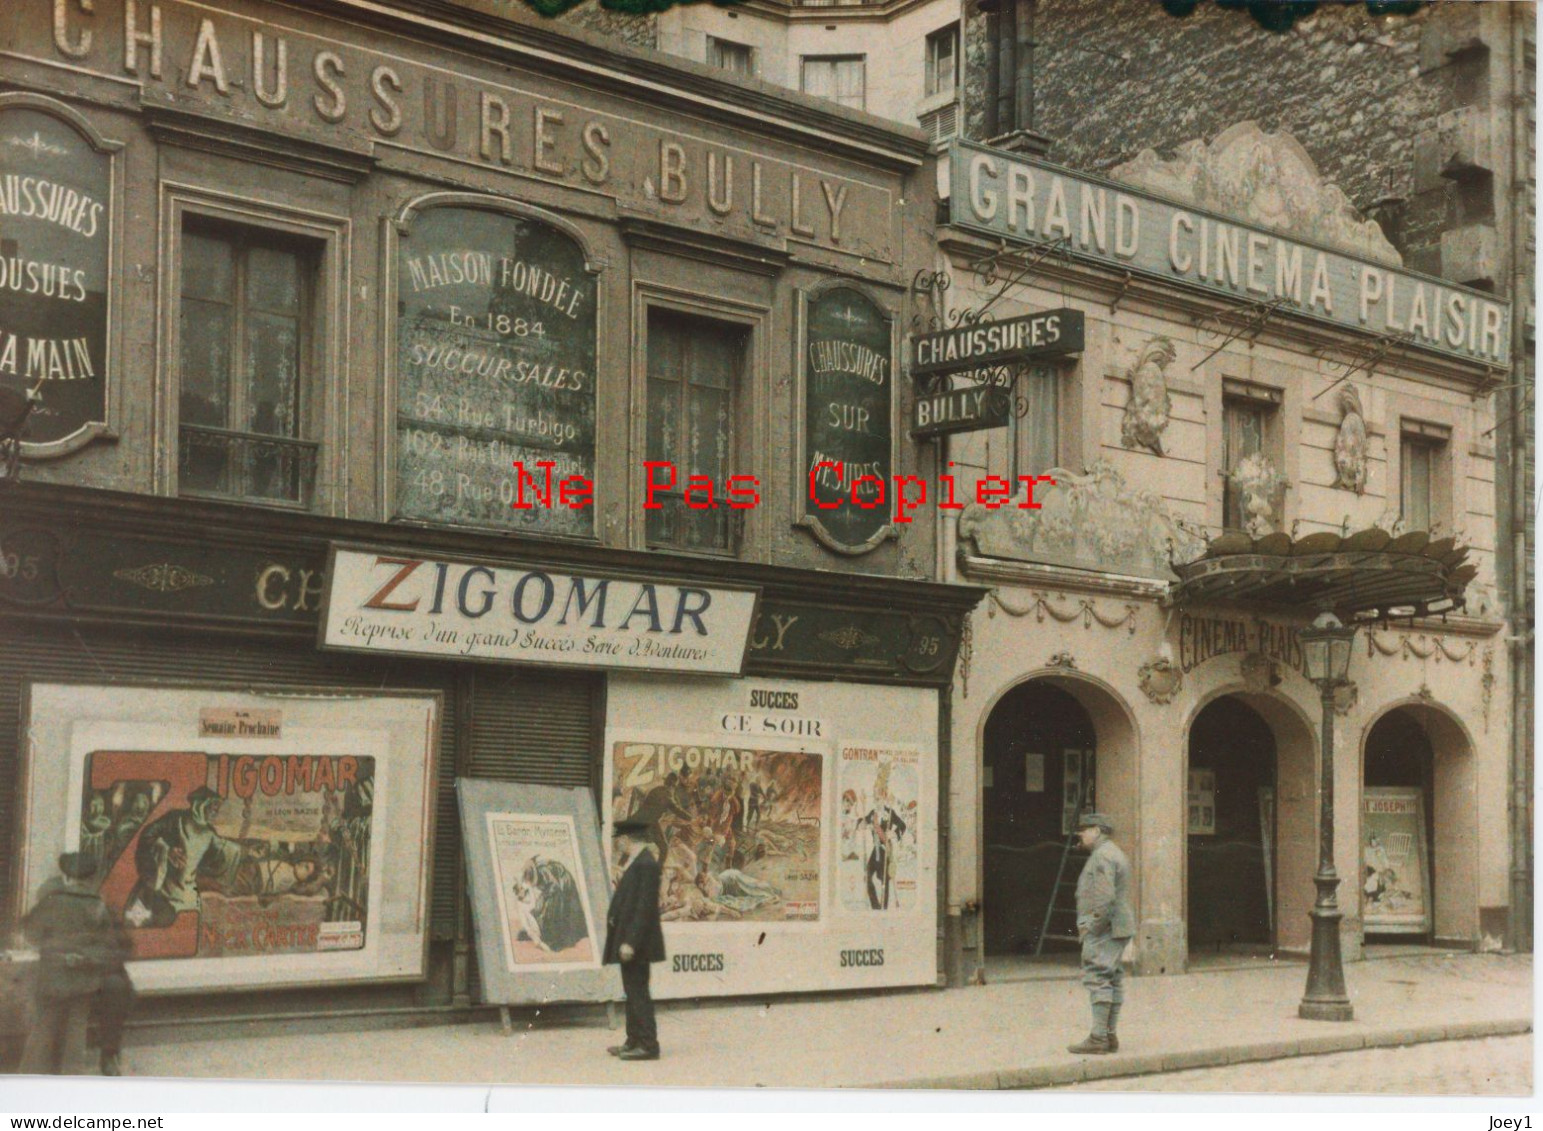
[[82, 750, 375, 961], [609, 741, 823, 923]]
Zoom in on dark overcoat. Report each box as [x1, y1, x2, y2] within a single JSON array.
[[23, 880, 131, 1000], [602, 849, 666, 966]]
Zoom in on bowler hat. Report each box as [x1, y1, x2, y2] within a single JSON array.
[[57, 851, 93, 880], [1075, 812, 1114, 833], [613, 817, 653, 836]]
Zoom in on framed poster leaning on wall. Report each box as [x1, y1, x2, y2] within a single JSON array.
[[14, 682, 442, 995]]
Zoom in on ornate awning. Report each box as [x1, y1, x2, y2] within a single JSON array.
[[1169, 528, 1477, 620]]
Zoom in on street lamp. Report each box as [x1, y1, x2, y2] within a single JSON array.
[[1297, 608, 1358, 1022]]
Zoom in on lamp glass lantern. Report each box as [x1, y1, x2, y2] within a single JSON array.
[[1300, 610, 1356, 687]]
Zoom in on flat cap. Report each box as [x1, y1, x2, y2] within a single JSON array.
[[1075, 812, 1114, 833]]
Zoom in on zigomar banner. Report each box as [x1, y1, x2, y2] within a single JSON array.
[[910, 308, 1084, 377]]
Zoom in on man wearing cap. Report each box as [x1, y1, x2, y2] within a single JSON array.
[[1068, 812, 1133, 1055], [603, 817, 667, 1061], [20, 852, 134, 1075]]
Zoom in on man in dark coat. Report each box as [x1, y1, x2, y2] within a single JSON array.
[[603, 817, 667, 1061], [20, 852, 134, 1076], [1068, 812, 1135, 1055]]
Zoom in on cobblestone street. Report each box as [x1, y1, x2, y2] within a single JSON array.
[[1046, 1035, 1533, 1095]]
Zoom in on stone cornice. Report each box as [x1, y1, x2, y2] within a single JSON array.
[[958, 552, 1170, 601]]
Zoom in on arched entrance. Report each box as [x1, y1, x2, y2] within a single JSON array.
[[980, 674, 1138, 957], [1187, 696, 1277, 952], [1361, 703, 1477, 945]]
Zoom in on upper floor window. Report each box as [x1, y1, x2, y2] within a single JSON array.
[[646, 310, 748, 554], [1221, 384, 1282, 534], [1011, 364, 1060, 482], [178, 219, 319, 507], [1400, 422, 1450, 532], [708, 36, 754, 76], [801, 55, 866, 111], [925, 24, 959, 99]]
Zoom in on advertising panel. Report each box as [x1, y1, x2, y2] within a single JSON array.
[[17, 684, 440, 994], [485, 812, 599, 971], [605, 676, 938, 999], [1362, 787, 1431, 934]]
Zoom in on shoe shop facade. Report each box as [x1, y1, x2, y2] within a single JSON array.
[[923, 132, 1514, 979], [0, 0, 982, 1036]]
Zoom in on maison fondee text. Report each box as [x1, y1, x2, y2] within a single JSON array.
[[28, 0, 887, 258]]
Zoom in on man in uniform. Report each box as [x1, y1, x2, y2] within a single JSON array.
[[20, 852, 134, 1075], [603, 817, 667, 1061], [1068, 812, 1133, 1055]]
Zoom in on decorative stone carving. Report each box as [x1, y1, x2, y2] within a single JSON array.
[[1138, 656, 1183, 704], [1332, 681, 1359, 717], [1110, 121, 1402, 266], [959, 460, 1205, 582], [1120, 337, 1175, 457], [1047, 651, 1077, 670], [1333, 384, 1369, 494], [1240, 652, 1280, 692], [1228, 452, 1288, 538]]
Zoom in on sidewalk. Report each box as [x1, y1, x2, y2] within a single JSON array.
[[119, 952, 1530, 1091]]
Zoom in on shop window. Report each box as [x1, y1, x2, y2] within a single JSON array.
[[708, 36, 754, 76], [1221, 382, 1282, 535], [1400, 422, 1451, 532], [1011, 363, 1060, 481], [178, 219, 319, 507], [801, 56, 866, 110], [924, 24, 959, 99], [646, 310, 748, 553]]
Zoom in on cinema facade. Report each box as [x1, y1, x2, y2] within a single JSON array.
[[928, 129, 1515, 979], [0, 0, 982, 1033]]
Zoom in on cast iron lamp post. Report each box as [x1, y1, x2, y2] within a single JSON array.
[[1298, 608, 1358, 1021]]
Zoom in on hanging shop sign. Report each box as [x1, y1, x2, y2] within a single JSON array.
[[950, 140, 1511, 368], [909, 309, 1084, 378], [1361, 787, 1432, 934], [393, 203, 598, 537], [797, 286, 897, 554], [0, 95, 118, 456], [911, 381, 1011, 439], [605, 675, 938, 999], [16, 683, 440, 994], [319, 546, 759, 676]]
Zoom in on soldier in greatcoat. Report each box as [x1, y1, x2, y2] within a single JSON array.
[[603, 817, 667, 1061], [1068, 812, 1134, 1055], [20, 852, 134, 1076]]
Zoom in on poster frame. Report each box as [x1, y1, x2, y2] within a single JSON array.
[[13, 680, 442, 995], [1361, 785, 1433, 935], [456, 778, 618, 1005]]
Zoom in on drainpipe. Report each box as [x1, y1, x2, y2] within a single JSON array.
[[1505, 1, 1533, 953]]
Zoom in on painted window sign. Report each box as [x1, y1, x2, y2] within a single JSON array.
[[802, 287, 894, 553], [0, 98, 115, 454], [81, 750, 375, 961], [950, 140, 1511, 369], [395, 206, 597, 535]]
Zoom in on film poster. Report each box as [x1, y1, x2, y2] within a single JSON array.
[[1362, 787, 1430, 932], [610, 742, 823, 922], [77, 750, 375, 961], [837, 745, 920, 913], [1188, 769, 1217, 835], [485, 812, 599, 971]]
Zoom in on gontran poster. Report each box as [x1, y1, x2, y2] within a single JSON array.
[[609, 741, 824, 923], [837, 745, 920, 913], [485, 812, 599, 971], [1362, 787, 1431, 934]]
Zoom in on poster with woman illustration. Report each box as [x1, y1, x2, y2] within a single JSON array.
[[837, 745, 920, 913], [1362, 787, 1431, 933], [485, 812, 598, 971]]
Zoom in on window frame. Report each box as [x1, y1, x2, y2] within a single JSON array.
[[800, 54, 867, 111], [924, 24, 960, 100], [1399, 419, 1453, 533], [632, 285, 769, 558], [1220, 382, 1284, 534], [1009, 361, 1067, 484], [707, 35, 755, 77], [159, 186, 348, 513]]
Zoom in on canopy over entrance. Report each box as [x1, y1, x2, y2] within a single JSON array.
[[1169, 528, 1477, 620]]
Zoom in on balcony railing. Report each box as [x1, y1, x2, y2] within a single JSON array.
[[178, 424, 318, 508]]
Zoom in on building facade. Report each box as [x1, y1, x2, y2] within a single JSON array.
[[0, 0, 981, 1034]]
